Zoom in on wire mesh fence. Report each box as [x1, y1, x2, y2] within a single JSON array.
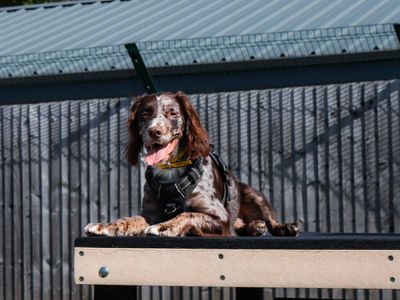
[[0, 45, 133, 78], [0, 24, 399, 79], [138, 23, 400, 66]]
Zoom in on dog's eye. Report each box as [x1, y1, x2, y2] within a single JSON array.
[[141, 112, 149, 118], [167, 110, 178, 117]]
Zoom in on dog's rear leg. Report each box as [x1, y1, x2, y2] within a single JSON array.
[[239, 183, 300, 236], [234, 218, 267, 236], [144, 212, 230, 237]]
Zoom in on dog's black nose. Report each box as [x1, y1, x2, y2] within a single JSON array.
[[148, 126, 162, 138]]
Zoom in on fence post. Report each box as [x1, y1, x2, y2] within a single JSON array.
[[125, 42, 157, 94]]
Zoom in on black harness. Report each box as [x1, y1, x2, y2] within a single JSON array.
[[209, 151, 230, 204], [144, 150, 230, 221]]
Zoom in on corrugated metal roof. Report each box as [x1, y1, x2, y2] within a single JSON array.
[[1, 24, 399, 78], [0, 0, 400, 56], [137, 25, 400, 66]]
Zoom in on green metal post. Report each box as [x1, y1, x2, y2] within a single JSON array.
[[125, 43, 157, 94], [394, 24, 400, 44]]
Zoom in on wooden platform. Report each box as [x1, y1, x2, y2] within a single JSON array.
[[75, 233, 400, 291]]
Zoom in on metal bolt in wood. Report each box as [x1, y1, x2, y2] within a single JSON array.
[[99, 266, 109, 278]]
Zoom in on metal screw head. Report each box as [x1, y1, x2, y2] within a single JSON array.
[[218, 254, 224, 259], [220, 275, 225, 281], [99, 266, 109, 278], [79, 251, 84, 256], [79, 276, 84, 282], [390, 277, 396, 283], [388, 255, 394, 261]]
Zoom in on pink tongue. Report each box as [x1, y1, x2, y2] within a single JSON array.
[[145, 140, 178, 166]]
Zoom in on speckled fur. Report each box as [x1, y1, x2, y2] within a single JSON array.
[[186, 157, 229, 222], [84, 92, 300, 237], [84, 216, 149, 236]]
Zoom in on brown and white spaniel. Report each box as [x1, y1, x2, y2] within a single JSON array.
[[84, 91, 299, 237]]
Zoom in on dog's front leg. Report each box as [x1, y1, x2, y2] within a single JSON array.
[[84, 216, 150, 236], [144, 212, 226, 237]]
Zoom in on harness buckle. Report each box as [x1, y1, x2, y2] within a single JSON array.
[[164, 203, 179, 214]]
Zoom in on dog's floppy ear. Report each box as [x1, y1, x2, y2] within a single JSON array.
[[125, 96, 145, 166], [175, 91, 210, 160]]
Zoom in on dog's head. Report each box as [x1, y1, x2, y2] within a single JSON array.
[[126, 91, 210, 166]]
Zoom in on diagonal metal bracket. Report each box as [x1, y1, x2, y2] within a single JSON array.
[[394, 24, 400, 44], [125, 43, 157, 94]]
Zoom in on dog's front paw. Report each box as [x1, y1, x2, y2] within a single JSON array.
[[144, 224, 182, 237], [84, 223, 110, 236], [143, 225, 162, 236]]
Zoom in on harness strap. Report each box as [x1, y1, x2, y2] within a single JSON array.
[[209, 150, 230, 206]]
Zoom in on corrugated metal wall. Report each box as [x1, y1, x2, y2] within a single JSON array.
[[1, 79, 400, 300]]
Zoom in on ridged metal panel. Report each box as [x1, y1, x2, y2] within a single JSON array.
[[0, 45, 134, 78], [2, 24, 399, 79], [0, 0, 400, 56], [1, 79, 400, 299]]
